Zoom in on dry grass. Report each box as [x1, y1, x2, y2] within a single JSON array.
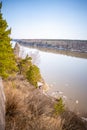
[[4, 85, 27, 130], [4, 75, 87, 130], [4, 75, 61, 130], [60, 111, 87, 130], [5, 87, 24, 118]]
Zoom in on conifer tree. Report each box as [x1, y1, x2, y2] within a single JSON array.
[[26, 65, 41, 88], [0, 2, 17, 78]]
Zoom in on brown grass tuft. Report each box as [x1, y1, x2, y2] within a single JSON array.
[[5, 87, 23, 118]]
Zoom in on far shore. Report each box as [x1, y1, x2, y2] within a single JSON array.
[[13, 39, 87, 59]]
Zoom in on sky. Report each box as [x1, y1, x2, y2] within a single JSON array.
[[1, 0, 87, 40]]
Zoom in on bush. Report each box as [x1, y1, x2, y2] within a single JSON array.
[[54, 98, 65, 115], [26, 65, 41, 88], [17, 56, 32, 75]]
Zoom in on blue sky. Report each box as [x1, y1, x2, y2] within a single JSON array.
[[1, 0, 87, 39]]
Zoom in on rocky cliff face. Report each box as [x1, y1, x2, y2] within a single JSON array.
[[0, 77, 5, 130]]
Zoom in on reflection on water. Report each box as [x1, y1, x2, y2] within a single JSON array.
[[33, 46, 87, 59], [19, 45, 87, 115]]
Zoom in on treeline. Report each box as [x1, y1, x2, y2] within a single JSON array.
[[15, 39, 87, 53]]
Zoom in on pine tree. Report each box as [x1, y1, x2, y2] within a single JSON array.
[[26, 65, 41, 88], [0, 2, 17, 78], [54, 97, 65, 115]]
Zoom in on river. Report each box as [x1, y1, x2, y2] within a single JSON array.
[[13, 42, 87, 116]]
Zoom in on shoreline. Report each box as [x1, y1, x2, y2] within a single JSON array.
[[14, 42, 87, 116], [13, 39, 87, 59], [14, 39, 87, 53]]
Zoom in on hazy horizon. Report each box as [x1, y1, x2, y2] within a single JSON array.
[[13, 38, 87, 41], [2, 0, 87, 40]]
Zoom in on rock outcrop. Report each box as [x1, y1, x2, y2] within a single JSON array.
[[0, 77, 5, 130], [14, 42, 20, 57]]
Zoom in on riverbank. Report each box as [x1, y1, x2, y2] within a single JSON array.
[[3, 42, 87, 129], [13, 39, 87, 59], [14, 39, 87, 53], [4, 74, 87, 130], [13, 42, 87, 115]]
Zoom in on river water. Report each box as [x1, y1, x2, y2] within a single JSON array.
[[13, 42, 87, 115]]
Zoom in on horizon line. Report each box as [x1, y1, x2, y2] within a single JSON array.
[[12, 38, 87, 41]]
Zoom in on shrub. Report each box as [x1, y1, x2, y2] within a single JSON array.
[[54, 97, 65, 115], [26, 65, 41, 88], [17, 56, 32, 75]]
